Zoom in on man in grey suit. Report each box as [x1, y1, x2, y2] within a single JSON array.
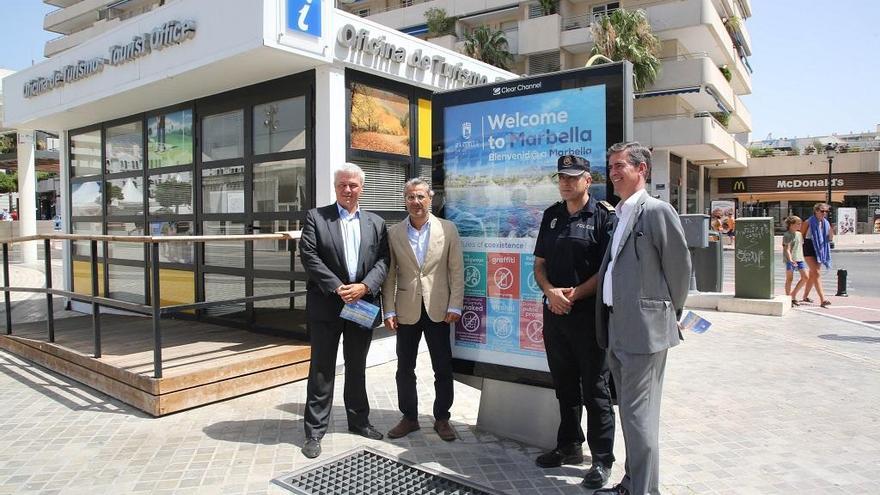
[[299, 163, 389, 459], [594, 142, 691, 495]]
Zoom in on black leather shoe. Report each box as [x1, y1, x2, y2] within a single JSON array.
[[348, 425, 384, 440], [301, 437, 321, 459], [535, 445, 584, 468], [581, 463, 612, 489], [593, 483, 629, 495]]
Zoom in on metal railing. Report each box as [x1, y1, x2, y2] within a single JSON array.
[[1, 232, 303, 379]]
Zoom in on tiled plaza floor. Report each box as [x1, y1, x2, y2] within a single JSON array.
[[0, 300, 878, 494]]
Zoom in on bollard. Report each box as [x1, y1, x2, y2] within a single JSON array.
[[836, 269, 848, 297]]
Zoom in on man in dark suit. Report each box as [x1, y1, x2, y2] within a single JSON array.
[[594, 143, 691, 495], [299, 162, 389, 459]]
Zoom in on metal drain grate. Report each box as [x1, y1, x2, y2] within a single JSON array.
[[272, 446, 505, 495]]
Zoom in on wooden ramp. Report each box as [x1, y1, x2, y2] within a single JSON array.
[[0, 315, 310, 416]]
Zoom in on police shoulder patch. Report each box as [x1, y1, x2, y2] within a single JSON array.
[[598, 201, 616, 213]]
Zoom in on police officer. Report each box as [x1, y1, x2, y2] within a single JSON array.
[[533, 155, 616, 490]]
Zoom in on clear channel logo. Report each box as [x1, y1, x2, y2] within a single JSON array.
[[491, 81, 543, 97]]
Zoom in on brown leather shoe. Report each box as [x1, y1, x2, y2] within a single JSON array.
[[433, 420, 456, 441], [387, 417, 420, 439]]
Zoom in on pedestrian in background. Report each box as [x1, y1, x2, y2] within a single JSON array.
[[782, 215, 808, 307], [800, 203, 833, 308]]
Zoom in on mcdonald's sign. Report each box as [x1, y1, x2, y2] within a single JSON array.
[[718, 178, 749, 193]]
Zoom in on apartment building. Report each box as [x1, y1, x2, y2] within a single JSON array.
[[338, 0, 755, 213]]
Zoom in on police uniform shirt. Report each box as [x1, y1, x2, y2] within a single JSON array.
[[533, 196, 613, 314]]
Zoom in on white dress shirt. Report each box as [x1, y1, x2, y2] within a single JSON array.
[[602, 188, 647, 306], [337, 203, 361, 283]]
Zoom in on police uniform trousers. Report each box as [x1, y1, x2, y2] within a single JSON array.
[[304, 318, 374, 439], [395, 305, 454, 421], [543, 307, 615, 465]]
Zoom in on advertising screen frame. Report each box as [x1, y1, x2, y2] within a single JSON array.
[[432, 63, 633, 387]]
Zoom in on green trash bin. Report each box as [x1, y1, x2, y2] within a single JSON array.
[[692, 231, 723, 292]]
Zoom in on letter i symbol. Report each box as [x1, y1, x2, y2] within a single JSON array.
[[298, 0, 312, 31]]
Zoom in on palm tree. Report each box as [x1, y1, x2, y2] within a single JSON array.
[[463, 26, 514, 71], [590, 8, 661, 91], [538, 0, 558, 16]]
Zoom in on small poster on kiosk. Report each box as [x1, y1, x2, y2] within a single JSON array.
[[432, 64, 631, 384]]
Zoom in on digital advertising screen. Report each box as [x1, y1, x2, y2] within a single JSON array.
[[432, 63, 632, 386]]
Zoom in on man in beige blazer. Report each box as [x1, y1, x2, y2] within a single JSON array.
[[382, 178, 465, 442]]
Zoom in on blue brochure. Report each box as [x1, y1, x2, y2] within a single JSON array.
[[679, 311, 712, 334], [340, 300, 380, 328]]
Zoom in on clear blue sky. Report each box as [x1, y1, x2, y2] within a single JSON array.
[[1, 0, 877, 140]]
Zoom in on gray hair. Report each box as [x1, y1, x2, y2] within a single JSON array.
[[334, 162, 365, 185], [608, 141, 652, 168], [403, 177, 434, 197]]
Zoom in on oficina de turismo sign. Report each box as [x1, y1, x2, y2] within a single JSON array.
[[23, 20, 196, 99], [336, 24, 492, 86]]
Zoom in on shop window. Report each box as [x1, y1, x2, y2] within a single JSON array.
[[106, 177, 144, 216], [253, 219, 301, 271], [148, 172, 193, 215], [355, 160, 407, 211], [203, 221, 245, 268], [70, 130, 102, 177], [202, 166, 245, 213], [349, 83, 411, 157], [107, 222, 144, 261], [147, 109, 193, 168], [107, 263, 145, 304], [149, 221, 194, 264], [105, 121, 143, 173], [72, 221, 103, 257], [417, 98, 432, 159], [203, 273, 245, 317], [71, 180, 103, 217], [253, 97, 306, 155], [202, 110, 244, 162], [253, 158, 307, 213]]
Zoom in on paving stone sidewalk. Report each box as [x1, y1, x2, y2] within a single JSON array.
[[0, 305, 878, 494]]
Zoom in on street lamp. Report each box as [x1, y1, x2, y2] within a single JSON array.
[[824, 143, 836, 208]]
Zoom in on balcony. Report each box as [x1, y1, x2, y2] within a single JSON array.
[[44, 17, 121, 57], [366, 0, 439, 30], [517, 13, 560, 55], [44, 0, 115, 35], [642, 53, 735, 114], [728, 93, 752, 134], [635, 113, 747, 168], [44, 0, 80, 7], [645, 0, 751, 92], [559, 13, 594, 53]]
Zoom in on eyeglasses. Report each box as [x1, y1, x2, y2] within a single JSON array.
[[819, 209, 830, 213], [405, 194, 429, 202]]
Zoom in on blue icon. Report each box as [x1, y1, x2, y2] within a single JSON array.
[[287, 0, 321, 37]]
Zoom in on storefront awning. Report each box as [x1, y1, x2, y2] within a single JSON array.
[[636, 86, 731, 113], [634, 86, 701, 99], [401, 24, 428, 36]]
